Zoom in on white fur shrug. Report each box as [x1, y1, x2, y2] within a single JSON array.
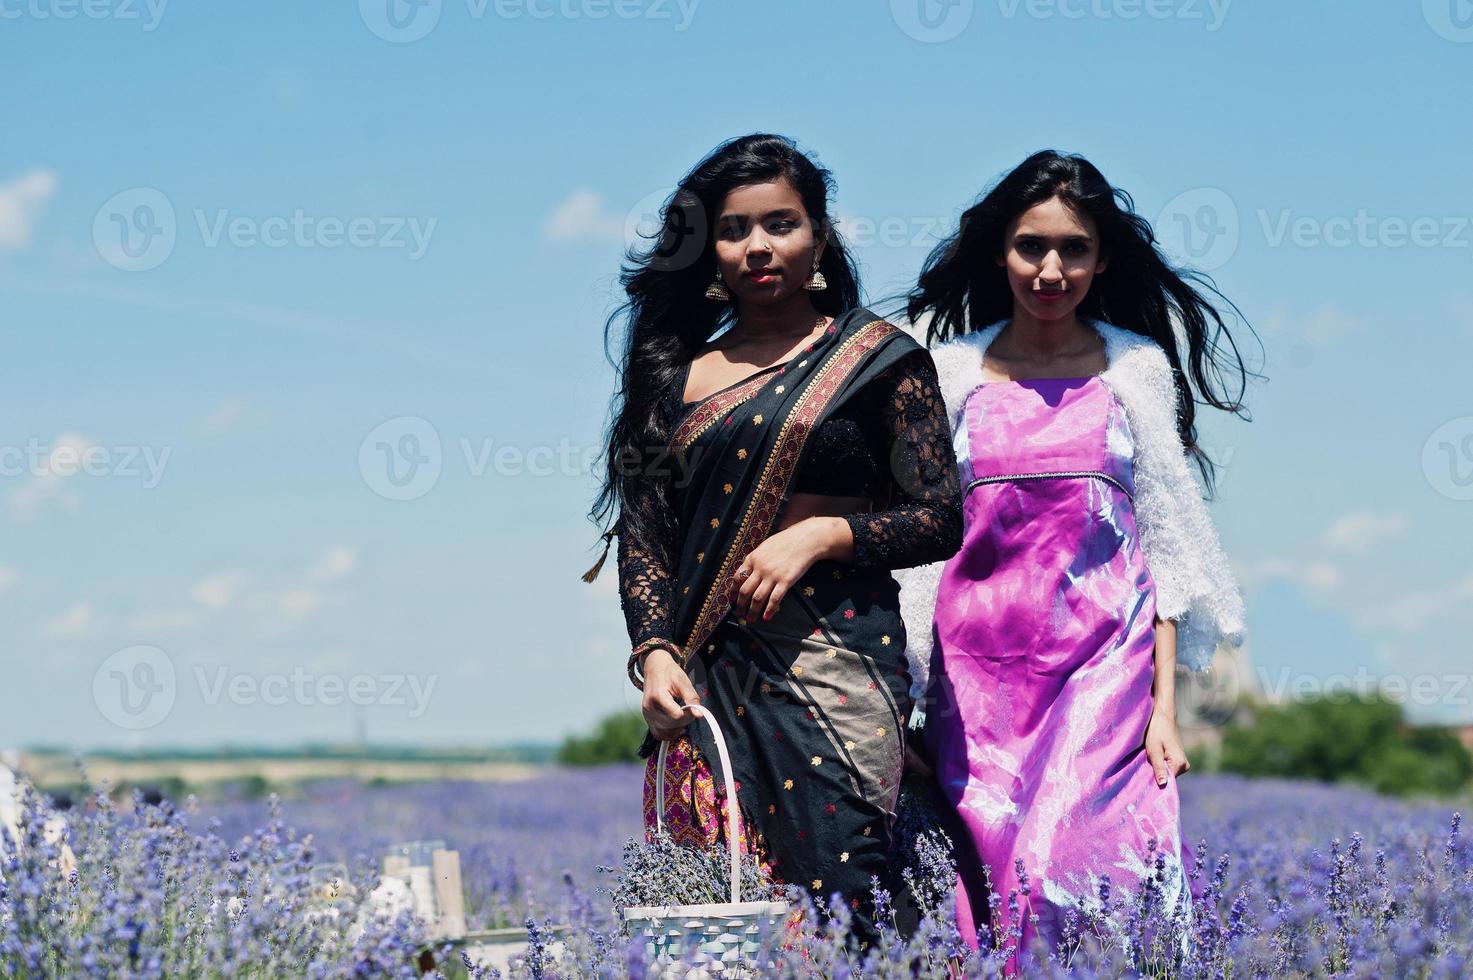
[[894, 317, 1246, 695]]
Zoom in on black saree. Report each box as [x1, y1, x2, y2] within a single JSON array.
[[636, 306, 925, 951]]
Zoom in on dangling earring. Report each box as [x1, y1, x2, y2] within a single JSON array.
[[803, 259, 828, 292], [705, 266, 730, 301]]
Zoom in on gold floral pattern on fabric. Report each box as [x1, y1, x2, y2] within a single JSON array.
[[669, 371, 778, 451]]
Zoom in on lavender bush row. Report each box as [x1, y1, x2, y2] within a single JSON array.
[[5, 770, 1469, 977], [1, 780, 447, 978], [472, 782, 1471, 978], [197, 769, 639, 930]]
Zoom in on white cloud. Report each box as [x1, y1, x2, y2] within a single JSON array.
[[194, 397, 268, 437], [1299, 562, 1343, 590], [0, 565, 18, 592], [177, 547, 356, 637], [0, 169, 57, 252], [191, 570, 249, 610], [543, 190, 622, 243], [85, 546, 360, 651], [1358, 574, 1473, 632], [236, 586, 322, 639], [1244, 511, 1411, 597], [40, 601, 95, 640], [307, 545, 357, 582], [8, 432, 94, 519], [1324, 511, 1408, 553], [277, 587, 320, 617], [1241, 556, 1342, 594]]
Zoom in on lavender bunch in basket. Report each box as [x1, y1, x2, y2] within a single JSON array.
[[597, 830, 783, 915]]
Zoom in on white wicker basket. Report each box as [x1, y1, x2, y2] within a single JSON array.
[[622, 704, 790, 974]]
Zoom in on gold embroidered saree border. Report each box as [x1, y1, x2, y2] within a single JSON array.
[[670, 371, 775, 451], [678, 319, 898, 664]]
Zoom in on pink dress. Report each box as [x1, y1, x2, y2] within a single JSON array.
[[922, 374, 1192, 969]]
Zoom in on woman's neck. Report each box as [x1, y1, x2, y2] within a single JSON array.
[[732, 293, 826, 343], [996, 310, 1095, 359]]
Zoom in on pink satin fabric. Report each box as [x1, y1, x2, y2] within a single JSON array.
[[923, 376, 1191, 970]]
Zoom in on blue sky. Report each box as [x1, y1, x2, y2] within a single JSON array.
[[3, 1, 1472, 750]]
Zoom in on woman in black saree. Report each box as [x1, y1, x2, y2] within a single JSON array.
[[587, 133, 963, 950]]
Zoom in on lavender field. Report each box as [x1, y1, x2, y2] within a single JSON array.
[[198, 767, 643, 932], [3, 767, 1469, 977]]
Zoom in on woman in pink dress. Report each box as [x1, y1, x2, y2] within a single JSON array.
[[895, 150, 1253, 972]]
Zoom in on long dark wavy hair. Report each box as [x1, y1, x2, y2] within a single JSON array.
[[589, 133, 862, 563], [903, 149, 1256, 494]]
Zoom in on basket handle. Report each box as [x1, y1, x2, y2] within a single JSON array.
[[654, 703, 744, 906]]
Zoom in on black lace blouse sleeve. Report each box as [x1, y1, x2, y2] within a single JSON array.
[[843, 350, 964, 570], [614, 393, 682, 654], [615, 526, 678, 652]]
